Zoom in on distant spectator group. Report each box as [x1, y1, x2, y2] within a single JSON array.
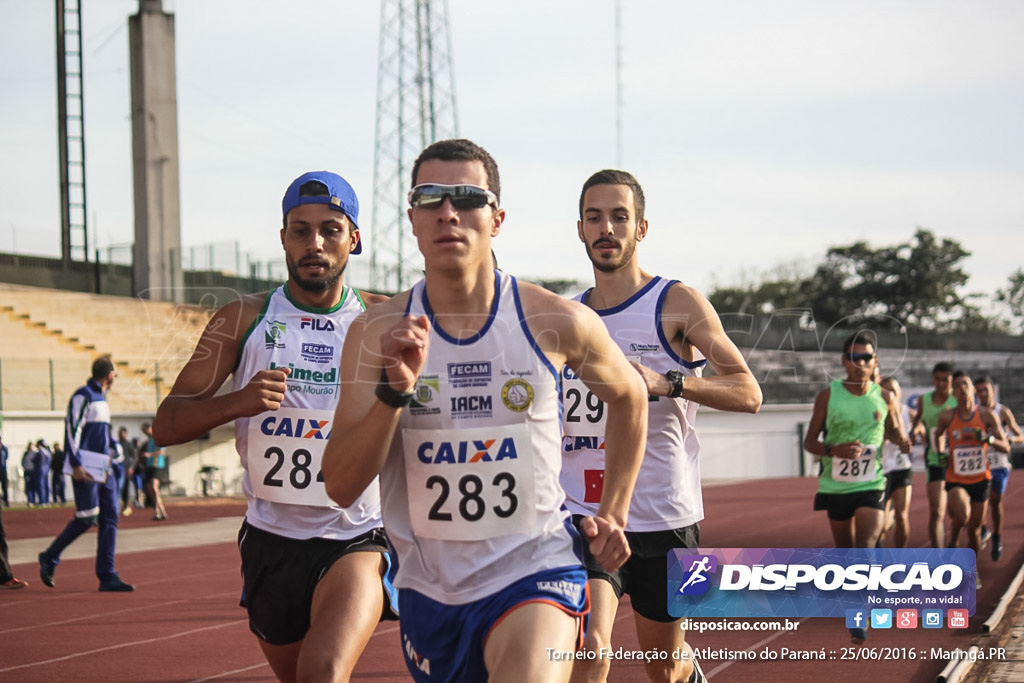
[[20, 440, 63, 507], [0, 426, 164, 511]]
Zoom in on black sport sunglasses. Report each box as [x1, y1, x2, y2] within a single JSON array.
[[408, 183, 498, 210]]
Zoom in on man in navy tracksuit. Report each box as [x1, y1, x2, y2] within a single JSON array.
[[38, 357, 134, 592]]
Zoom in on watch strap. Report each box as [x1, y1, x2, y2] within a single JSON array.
[[375, 366, 415, 408]]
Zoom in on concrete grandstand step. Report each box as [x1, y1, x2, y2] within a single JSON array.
[[0, 284, 213, 412]]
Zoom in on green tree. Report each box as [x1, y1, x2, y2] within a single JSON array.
[[995, 268, 1024, 334], [710, 229, 997, 333], [805, 229, 980, 330]]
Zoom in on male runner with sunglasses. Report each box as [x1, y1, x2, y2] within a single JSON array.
[[322, 139, 648, 683], [804, 331, 911, 642], [560, 169, 760, 683], [153, 171, 395, 683]]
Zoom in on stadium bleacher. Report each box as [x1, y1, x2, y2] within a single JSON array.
[[0, 282, 212, 413]]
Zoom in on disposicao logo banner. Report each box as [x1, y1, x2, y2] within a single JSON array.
[[667, 548, 976, 619]]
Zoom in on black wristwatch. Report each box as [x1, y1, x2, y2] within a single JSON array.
[[665, 370, 685, 398], [375, 367, 415, 408]]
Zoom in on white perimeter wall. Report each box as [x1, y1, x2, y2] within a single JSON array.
[[697, 403, 816, 480], [3, 404, 823, 503]]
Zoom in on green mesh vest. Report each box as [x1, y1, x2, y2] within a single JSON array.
[[818, 380, 887, 494]]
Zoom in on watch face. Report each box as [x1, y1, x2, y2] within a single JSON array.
[[667, 371, 684, 398]]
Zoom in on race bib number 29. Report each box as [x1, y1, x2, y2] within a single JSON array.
[[403, 423, 537, 541], [248, 408, 336, 507]]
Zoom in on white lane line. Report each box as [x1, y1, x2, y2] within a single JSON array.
[[0, 619, 249, 674], [186, 624, 402, 682]]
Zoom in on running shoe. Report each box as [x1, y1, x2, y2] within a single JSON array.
[[1, 577, 28, 589], [38, 552, 55, 588], [992, 533, 1003, 561], [688, 654, 707, 683], [99, 577, 135, 592]]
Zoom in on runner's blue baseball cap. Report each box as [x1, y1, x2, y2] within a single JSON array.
[[282, 171, 362, 254]]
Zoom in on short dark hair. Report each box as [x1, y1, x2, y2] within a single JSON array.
[[933, 361, 955, 375], [841, 330, 877, 355], [411, 138, 501, 205], [952, 370, 970, 382], [579, 169, 646, 223], [91, 356, 115, 380], [974, 375, 994, 387]]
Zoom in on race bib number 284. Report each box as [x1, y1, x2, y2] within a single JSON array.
[[247, 408, 336, 507]]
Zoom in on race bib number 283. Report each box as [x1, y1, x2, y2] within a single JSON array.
[[403, 423, 537, 541]]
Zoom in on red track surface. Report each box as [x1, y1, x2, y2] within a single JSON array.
[[2, 474, 1020, 681]]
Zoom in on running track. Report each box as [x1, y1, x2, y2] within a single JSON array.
[[2, 474, 1021, 681]]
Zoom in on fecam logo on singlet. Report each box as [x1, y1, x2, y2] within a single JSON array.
[[448, 361, 491, 388], [300, 343, 333, 364]]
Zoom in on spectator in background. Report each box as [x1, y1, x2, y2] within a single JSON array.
[[131, 438, 145, 508], [117, 427, 140, 514], [35, 440, 52, 506], [0, 432, 9, 507], [109, 431, 126, 516], [140, 423, 168, 521], [1, 502, 28, 589], [51, 442, 67, 504], [22, 442, 39, 506], [38, 356, 134, 592]]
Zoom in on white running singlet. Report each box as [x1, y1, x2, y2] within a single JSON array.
[[882, 403, 914, 473], [382, 272, 581, 605], [234, 285, 382, 540], [560, 276, 706, 532], [989, 402, 1011, 471]]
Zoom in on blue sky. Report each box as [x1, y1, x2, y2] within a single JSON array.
[[2, 0, 1022, 311]]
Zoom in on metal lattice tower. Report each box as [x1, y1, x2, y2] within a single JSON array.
[[370, 0, 459, 292], [56, 0, 89, 264]]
